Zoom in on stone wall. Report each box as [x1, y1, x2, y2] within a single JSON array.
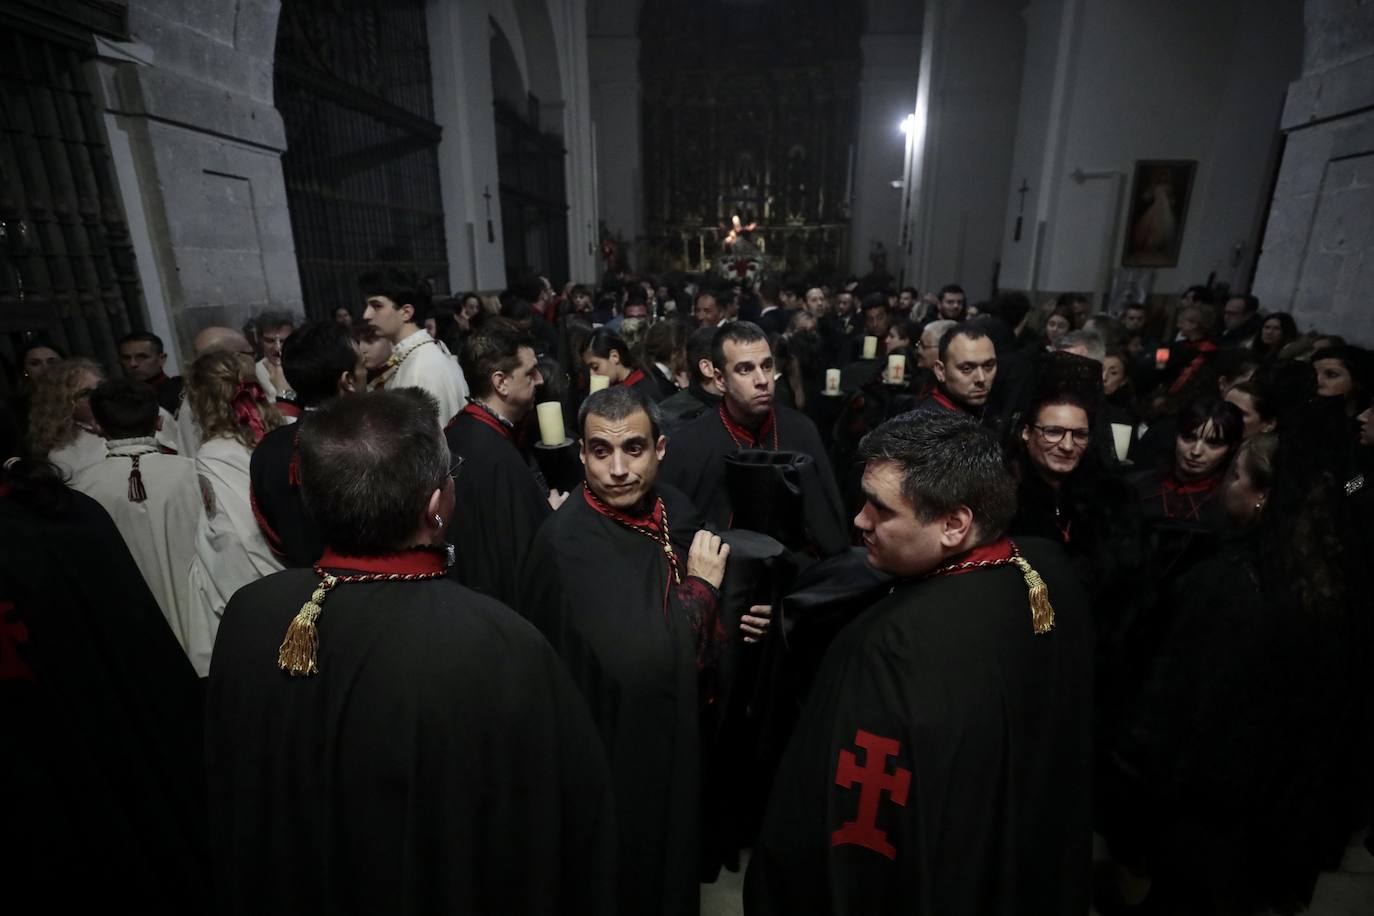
[[90, 0, 302, 367], [1251, 0, 1374, 343]]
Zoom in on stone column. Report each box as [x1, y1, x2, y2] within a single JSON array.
[[88, 0, 302, 357], [588, 31, 642, 273], [851, 33, 921, 278], [1252, 1, 1374, 341]]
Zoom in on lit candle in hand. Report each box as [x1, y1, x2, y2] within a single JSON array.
[[536, 401, 566, 447]]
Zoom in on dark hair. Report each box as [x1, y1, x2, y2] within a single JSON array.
[[1312, 344, 1372, 403], [1055, 292, 1089, 310], [568, 284, 591, 301], [624, 286, 649, 308], [360, 267, 429, 325], [1227, 379, 1277, 425], [254, 311, 296, 335], [1124, 302, 1147, 314], [642, 318, 685, 367], [1176, 396, 1244, 448], [118, 331, 165, 354], [693, 288, 719, 310], [900, 286, 918, 298], [857, 412, 1016, 542], [888, 318, 916, 345], [711, 321, 769, 371], [686, 326, 717, 384], [986, 292, 1031, 330], [584, 328, 633, 364], [90, 379, 159, 439], [282, 321, 360, 408], [1184, 284, 1214, 304], [1257, 311, 1298, 347], [577, 384, 662, 441], [298, 389, 448, 555], [938, 284, 965, 299], [21, 337, 66, 362], [461, 319, 535, 399], [937, 321, 992, 361], [1238, 432, 1277, 491], [1234, 294, 1260, 314], [1214, 347, 1261, 385], [861, 292, 888, 314], [758, 278, 781, 301]]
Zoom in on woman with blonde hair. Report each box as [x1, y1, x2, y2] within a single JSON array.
[[27, 357, 105, 478], [183, 350, 284, 675]]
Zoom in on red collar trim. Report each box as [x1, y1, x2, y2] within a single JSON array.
[[583, 486, 664, 535], [1163, 470, 1222, 496], [719, 402, 778, 449], [317, 547, 449, 576], [928, 537, 1015, 578], [620, 368, 646, 388], [929, 388, 965, 414], [460, 402, 513, 440]]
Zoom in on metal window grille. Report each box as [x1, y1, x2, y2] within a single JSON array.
[[0, 27, 146, 386]]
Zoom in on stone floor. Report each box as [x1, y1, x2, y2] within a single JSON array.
[[698, 834, 1374, 915]]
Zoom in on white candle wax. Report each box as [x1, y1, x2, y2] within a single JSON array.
[[1110, 423, 1132, 462], [825, 368, 841, 393], [536, 401, 566, 447], [887, 353, 906, 382], [589, 374, 610, 392], [862, 336, 878, 359]]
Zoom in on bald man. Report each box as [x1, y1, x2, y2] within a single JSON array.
[[177, 327, 259, 458]]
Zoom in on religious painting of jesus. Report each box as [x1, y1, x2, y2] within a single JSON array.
[[1122, 159, 1196, 267]]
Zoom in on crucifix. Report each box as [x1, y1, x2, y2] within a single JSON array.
[[483, 185, 495, 243], [1013, 178, 1029, 242]]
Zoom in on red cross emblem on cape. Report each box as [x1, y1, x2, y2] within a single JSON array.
[[831, 729, 911, 860], [0, 599, 34, 680]]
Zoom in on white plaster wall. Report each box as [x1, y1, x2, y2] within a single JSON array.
[[851, 33, 921, 278], [430, 0, 595, 290], [1000, 0, 1301, 299]]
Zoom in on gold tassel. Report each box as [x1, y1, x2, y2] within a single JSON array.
[[1012, 556, 1055, 635], [277, 575, 336, 676]]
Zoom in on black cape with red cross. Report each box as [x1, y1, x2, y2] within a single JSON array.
[[206, 568, 617, 915], [518, 482, 720, 916], [744, 537, 1094, 915], [0, 487, 208, 913]]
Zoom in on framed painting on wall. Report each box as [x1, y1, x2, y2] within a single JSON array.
[[1121, 159, 1197, 267]]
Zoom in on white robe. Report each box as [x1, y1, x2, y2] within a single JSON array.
[[47, 428, 106, 480], [386, 329, 469, 425], [156, 406, 182, 454], [186, 435, 284, 676], [176, 397, 203, 460], [70, 438, 204, 656]]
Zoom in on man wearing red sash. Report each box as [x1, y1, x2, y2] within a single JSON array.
[[207, 389, 615, 915], [746, 411, 1093, 915], [520, 385, 770, 916], [445, 320, 566, 606]]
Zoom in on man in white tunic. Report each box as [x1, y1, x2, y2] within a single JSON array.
[[71, 379, 204, 655], [362, 268, 468, 425]]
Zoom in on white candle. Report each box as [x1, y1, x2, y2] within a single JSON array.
[[537, 401, 566, 447], [1111, 423, 1132, 463], [825, 368, 841, 393], [887, 353, 906, 382], [589, 373, 610, 392], [862, 336, 878, 359]]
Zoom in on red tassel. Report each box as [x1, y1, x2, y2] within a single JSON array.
[[127, 455, 148, 503], [288, 431, 302, 486]]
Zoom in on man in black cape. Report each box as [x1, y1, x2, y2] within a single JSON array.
[[661, 321, 847, 556], [897, 322, 1000, 423], [250, 320, 367, 567], [207, 389, 615, 915], [745, 412, 1093, 915], [444, 319, 564, 606], [519, 386, 770, 916], [0, 405, 207, 913], [659, 325, 725, 436]]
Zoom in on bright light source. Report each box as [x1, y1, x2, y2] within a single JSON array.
[[899, 114, 915, 135]]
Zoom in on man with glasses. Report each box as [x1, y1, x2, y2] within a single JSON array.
[[446, 320, 567, 607]]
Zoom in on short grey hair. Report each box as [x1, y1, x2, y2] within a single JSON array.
[[1054, 329, 1106, 362]]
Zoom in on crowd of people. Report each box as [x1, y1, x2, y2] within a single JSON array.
[[3, 265, 1371, 915]]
